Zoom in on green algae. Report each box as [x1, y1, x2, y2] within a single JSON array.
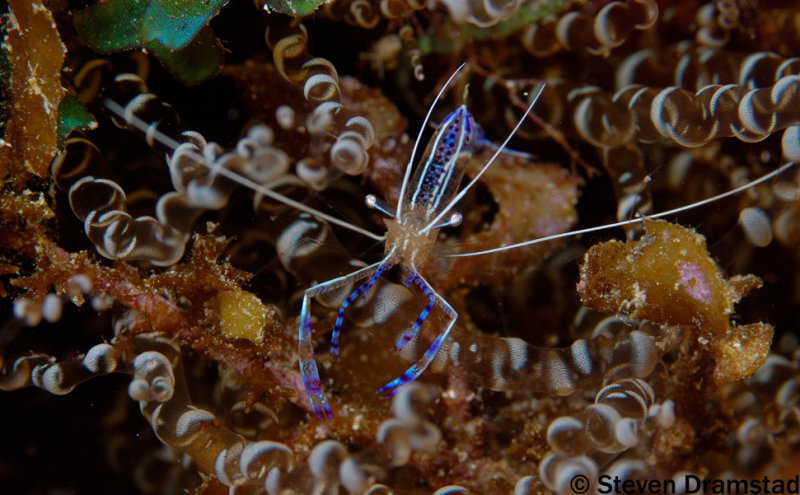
[[261, 0, 330, 16], [56, 95, 97, 145], [74, 0, 228, 84]]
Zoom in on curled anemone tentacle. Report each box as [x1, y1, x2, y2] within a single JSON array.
[[263, 383, 445, 494], [127, 337, 297, 491], [545, 378, 665, 456], [51, 135, 191, 265], [539, 454, 599, 494], [324, 0, 428, 29], [520, 0, 659, 57], [437, 0, 524, 28], [52, 69, 299, 266], [0, 349, 117, 395], [267, 22, 375, 185], [376, 383, 442, 465], [695, 0, 742, 48]]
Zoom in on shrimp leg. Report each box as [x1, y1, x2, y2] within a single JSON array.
[[378, 264, 457, 397], [299, 253, 393, 418]]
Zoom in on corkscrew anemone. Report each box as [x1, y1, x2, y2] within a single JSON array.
[[2, 0, 800, 493]]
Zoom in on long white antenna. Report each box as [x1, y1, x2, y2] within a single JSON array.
[[448, 160, 798, 258], [396, 63, 468, 221], [104, 98, 385, 242], [420, 83, 545, 235]]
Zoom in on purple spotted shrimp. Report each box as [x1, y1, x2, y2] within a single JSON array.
[[105, 66, 798, 421], [296, 65, 546, 418]]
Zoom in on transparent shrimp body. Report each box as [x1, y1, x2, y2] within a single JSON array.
[[400, 106, 478, 223], [298, 105, 480, 418], [385, 106, 479, 266]]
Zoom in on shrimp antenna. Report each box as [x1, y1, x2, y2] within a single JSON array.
[[421, 83, 545, 235], [103, 98, 385, 242], [396, 62, 468, 221], [449, 160, 798, 258]]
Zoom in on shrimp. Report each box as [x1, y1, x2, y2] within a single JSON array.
[[102, 65, 797, 420], [294, 64, 550, 418]]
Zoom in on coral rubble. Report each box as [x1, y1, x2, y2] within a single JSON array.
[[2, 0, 800, 493]]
